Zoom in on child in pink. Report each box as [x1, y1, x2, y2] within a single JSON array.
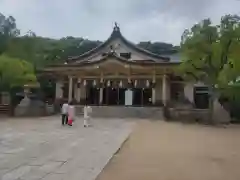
[[67, 101, 75, 126]]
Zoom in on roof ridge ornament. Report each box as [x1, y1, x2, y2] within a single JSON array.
[[114, 22, 120, 31]]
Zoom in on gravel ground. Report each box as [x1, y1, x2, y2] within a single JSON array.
[[96, 120, 240, 180]]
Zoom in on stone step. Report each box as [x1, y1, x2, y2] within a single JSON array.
[[0, 104, 10, 115]]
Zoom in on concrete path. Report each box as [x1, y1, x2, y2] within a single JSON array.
[[96, 120, 240, 180], [0, 116, 134, 180]]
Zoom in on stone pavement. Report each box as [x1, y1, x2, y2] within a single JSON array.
[[0, 116, 135, 180]]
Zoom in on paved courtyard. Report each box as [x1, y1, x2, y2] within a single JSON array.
[[0, 116, 134, 180]]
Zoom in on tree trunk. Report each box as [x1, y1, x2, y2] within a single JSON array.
[[208, 85, 217, 124], [208, 90, 215, 124]]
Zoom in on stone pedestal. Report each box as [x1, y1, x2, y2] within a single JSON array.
[[14, 85, 48, 117], [213, 99, 231, 124], [14, 96, 46, 117]]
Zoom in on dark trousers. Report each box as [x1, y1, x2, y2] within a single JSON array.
[[62, 114, 67, 125]]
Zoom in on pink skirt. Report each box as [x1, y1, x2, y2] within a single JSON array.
[[68, 118, 73, 126]]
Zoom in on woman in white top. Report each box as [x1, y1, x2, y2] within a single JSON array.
[[61, 102, 68, 125], [83, 105, 92, 127]]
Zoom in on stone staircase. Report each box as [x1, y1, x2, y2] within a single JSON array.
[[0, 104, 10, 116], [75, 106, 163, 119]]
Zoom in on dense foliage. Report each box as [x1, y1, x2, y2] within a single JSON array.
[[180, 14, 240, 121], [0, 13, 36, 91], [0, 55, 36, 91], [0, 13, 20, 55]]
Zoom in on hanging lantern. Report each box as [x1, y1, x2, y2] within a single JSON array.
[[83, 80, 87, 86], [107, 80, 111, 87], [134, 80, 137, 87], [119, 80, 123, 88], [146, 80, 150, 88], [93, 80, 97, 86], [77, 78, 81, 88]]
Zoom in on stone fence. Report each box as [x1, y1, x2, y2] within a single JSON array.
[[168, 108, 210, 124]]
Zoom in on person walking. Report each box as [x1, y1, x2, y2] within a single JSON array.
[[83, 105, 92, 127], [67, 101, 75, 126], [61, 102, 68, 125]]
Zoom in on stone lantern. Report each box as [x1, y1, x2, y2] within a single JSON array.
[[15, 82, 48, 117]]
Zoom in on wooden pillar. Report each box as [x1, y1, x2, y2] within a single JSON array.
[[55, 80, 63, 99], [162, 74, 168, 105], [152, 71, 156, 105], [99, 73, 103, 105], [68, 76, 73, 103], [77, 78, 81, 103]]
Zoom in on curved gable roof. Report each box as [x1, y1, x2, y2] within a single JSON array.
[[68, 25, 170, 63]]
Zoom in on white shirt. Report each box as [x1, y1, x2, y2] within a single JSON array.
[[83, 106, 88, 118], [84, 106, 92, 118], [62, 103, 68, 114]]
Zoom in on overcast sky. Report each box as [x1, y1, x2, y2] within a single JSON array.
[[0, 0, 240, 45]]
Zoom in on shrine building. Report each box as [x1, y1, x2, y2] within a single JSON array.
[[43, 24, 209, 110]]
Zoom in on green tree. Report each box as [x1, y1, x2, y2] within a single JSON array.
[[0, 13, 20, 55], [0, 55, 36, 91], [179, 14, 240, 122], [138, 41, 178, 54]]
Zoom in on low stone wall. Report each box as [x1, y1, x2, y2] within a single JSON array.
[[169, 108, 210, 123], [75, 106, 163, 119]]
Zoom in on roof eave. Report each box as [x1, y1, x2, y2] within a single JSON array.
[[46, 55, 180, 69]]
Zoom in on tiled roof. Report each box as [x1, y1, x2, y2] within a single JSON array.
[[67, 24, 176, 63]]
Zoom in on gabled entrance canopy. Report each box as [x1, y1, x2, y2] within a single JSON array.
[[44, 52, 179, 78]]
